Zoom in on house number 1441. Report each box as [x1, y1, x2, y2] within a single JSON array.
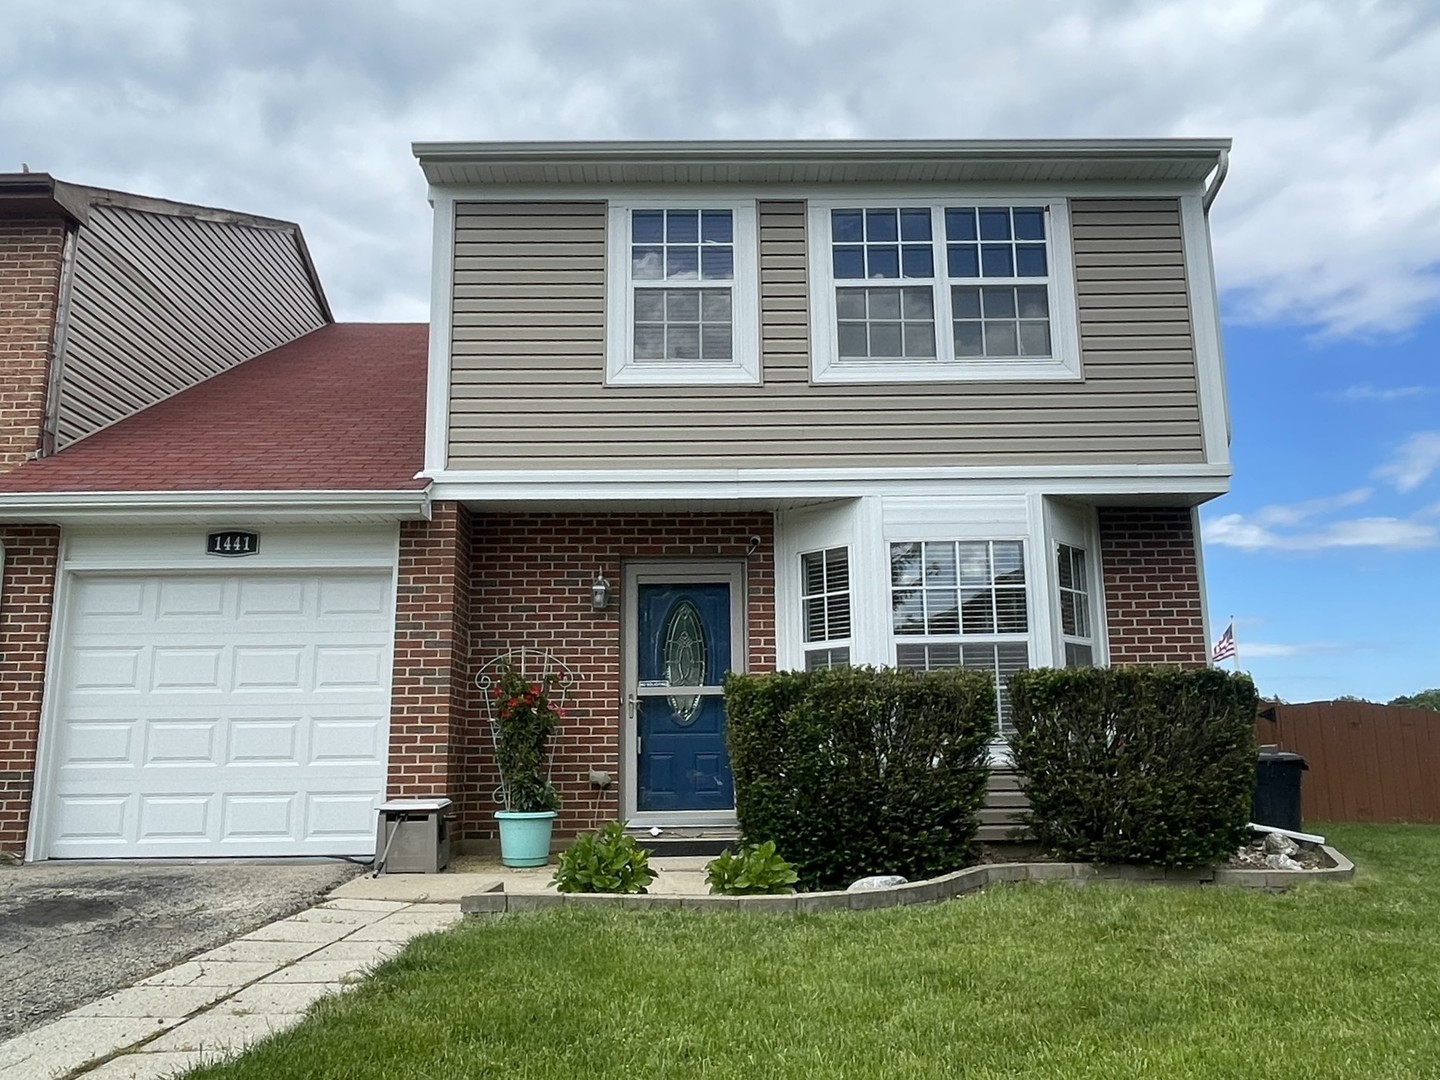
[[205, 531, 260, 557]]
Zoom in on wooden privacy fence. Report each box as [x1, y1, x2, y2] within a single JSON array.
[[1255, 700, 1440, 823]]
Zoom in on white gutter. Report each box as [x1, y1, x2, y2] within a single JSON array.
[[1202, 148, 1230, 213], [0, 489, 431, 525], [412, 137, 1233, 186], [414, 136, 1233, 165]]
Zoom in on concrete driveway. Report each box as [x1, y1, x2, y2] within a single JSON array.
[[0, 860, 361, 1041]]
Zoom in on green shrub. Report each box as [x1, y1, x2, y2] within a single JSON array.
[[1008, 666, 1259, 867], [705, 841, 799, 895], [551, 823, 657, 894], [726, 666, 995, 890]]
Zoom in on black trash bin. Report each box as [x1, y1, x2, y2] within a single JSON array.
[[1252, 750, 1308, 832]]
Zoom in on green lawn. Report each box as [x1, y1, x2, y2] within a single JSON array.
[[183, 824, 1440, 1079]]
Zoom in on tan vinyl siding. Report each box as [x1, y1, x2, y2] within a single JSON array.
[[55, 204, 327, 446], [447, 198, 1203, 470]]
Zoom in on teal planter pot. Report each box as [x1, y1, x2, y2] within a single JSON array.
[[495, 810, 557, 867]]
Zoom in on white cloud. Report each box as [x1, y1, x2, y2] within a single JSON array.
[[1, 1, 1439, 335], [1374, 432, 1440, 493], [1204, 513, 1438, 551], [1335, 385, 1438, 402], [1251, 488, 1372, 527], [1241, 641, 1359, 658]]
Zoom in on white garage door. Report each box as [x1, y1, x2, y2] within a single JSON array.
[[42, 570, 393, 858]]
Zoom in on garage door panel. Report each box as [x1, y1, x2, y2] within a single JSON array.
[[306, 792, 378, 838], [157, 578, 228, 618], [227, 718, 301, 764], [139, 793, 214, 841], [75, 578, 148, 618], [69, 647, 144, 693], [152, 647, 225, 692], [144, 720, 220, 766], [44, 568, 394, 859], [318, 577, 389, 617], [222, 792, 297, 840], [237, 578, 308, 617], [49, 793, 133, 848], [233, 646, 306, 690], [310, 717, 383, 764], [314, 646, 387, 690]]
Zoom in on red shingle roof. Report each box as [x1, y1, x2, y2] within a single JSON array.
[[0, 323, 428, 494]]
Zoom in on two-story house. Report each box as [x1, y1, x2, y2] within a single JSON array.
[[0, 140, 1232, 861]]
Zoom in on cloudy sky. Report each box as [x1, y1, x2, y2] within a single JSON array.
[[4, 0, 1437, 701]]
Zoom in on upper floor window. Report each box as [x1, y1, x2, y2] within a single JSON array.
[[809, 199, 1078, 384], [606, 200, 760, 386]]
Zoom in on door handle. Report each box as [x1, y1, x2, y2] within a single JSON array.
[[626, 692, 637, 720]]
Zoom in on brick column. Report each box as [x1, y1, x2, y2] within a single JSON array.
[[1098, 507, 1208, 667], [0, 525, 61, 854], [0, 217, 67, 472], [388, 502, 473, 802]]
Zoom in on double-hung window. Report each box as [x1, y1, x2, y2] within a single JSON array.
[[811, 198, 1077, 383], [606, 201, 760, 386], [1056, 542, 1096, 667], [800, 547, 851, 670], [890, 539, 1031, 732]]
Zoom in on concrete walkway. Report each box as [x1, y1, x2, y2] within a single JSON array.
[[0, 898, 462, 1080]]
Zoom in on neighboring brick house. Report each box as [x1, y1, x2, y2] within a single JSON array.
[[0, 141, 1231, 861]]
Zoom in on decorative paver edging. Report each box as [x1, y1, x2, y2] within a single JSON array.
[[458, 845, 1354, 917]]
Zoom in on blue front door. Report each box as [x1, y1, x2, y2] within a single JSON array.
[[635, 582, 734, 812]]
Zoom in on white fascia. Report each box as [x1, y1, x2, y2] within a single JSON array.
[[422, 179, 1205, 205], [1180, 193, 1231, 468], [425, 463, 1231, 505], [424, 190, 457, 474], [0, 489, 432, 525]]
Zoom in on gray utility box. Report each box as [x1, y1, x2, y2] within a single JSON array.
[[374, 798, 452, 874]]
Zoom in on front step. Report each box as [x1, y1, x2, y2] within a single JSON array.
[[625, 826, 740, 858]]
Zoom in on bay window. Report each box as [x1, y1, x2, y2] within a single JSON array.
[[890, 539, 1031, 731], [800, 546, 851, 670]]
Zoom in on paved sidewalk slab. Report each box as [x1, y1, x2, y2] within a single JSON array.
[[71, 984, 233, 1018], [76, 1051, 211, 1080], [0, 898, 463, 1079]]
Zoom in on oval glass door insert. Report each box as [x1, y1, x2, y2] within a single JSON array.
[[664, 599, 706, 725]]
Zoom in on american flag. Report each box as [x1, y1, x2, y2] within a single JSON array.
[[1212, 622, 1237, 662]]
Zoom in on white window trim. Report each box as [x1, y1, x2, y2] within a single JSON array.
[[605, 199, 761, 387], [807, 197, 1081, 384]]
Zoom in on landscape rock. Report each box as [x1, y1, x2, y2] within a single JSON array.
[[1264, 853, 1304, 871], [846, 875, 908, 892], [1263, 832, 1300, 857]]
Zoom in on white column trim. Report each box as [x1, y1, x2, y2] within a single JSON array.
[[1181, 193, 1231, 468], [423, 191, 456, 475]]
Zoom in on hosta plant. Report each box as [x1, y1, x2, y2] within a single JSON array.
[[705, 840, 799, 895], [552, 822, 658, 894]]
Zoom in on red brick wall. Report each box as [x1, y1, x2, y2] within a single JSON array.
[[0, 525, 61, 854], [1098, 507, 1207, 667], [0, 217, 66, 472], [459, 511, 776, 843], [388, 502, 474, 803]]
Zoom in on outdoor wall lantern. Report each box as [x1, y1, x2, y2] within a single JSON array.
[[591, 572, 611, 610]]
